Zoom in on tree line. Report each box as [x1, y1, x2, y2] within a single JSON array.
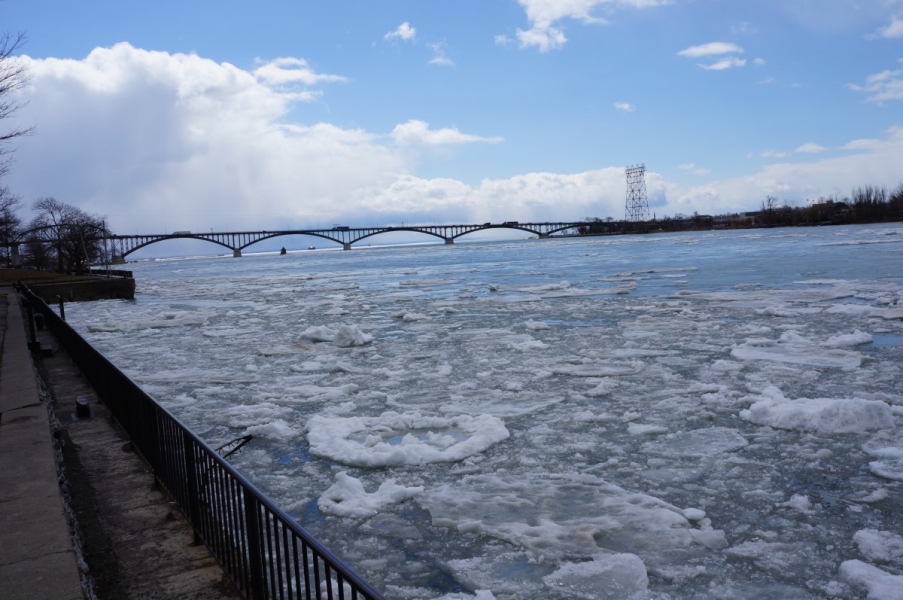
[[577, 182, 903, 235]]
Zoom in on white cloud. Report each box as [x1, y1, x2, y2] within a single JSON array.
[[753, 58, 767, 66], [842, 137, 882, 151], [761, 150, 788, 159], [253, 57, 347, 87], [613, 102, 635, 112], [385, 22, 416, 42], [514, 0, 671, 52], [796, 142, 825, 153], [678, 163, 711, 176], [516, 25, 568, 52], [495, 34, 513, 46], [677, 42, 744, 58], [877, 15, 903, 38], [391, 120, 502, 146], [848, 67, 903, 103], [672, 126, 903, 214], [759, 76, 776, 84], [427, 43, 455, 67], [700, 57, 747, 71]]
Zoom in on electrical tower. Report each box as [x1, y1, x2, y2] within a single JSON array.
[[625, 164, 650, 222]]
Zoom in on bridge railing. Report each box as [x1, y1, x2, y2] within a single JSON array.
[[18, 283, 386, 600]]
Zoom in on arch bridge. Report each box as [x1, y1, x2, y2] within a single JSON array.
[[107, 222, 584, 259]]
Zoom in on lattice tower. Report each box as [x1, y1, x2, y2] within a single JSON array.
[[625, 165, 650, 222]]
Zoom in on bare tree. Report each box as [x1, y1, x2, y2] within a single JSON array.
[[0, 30, 33, 179], [29, 197, 109, 273], [0, 185, 21, 264]]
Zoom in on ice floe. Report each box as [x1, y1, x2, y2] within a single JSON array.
[[317, 472, 423, 518], [306, 412, 509, 467], [740, 386, 895, 434]]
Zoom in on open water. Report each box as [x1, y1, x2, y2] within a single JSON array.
[[68, 224, 903, 599]]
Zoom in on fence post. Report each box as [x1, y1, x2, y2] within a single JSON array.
[[244, 492, 266, 600], [183, 431, 202, 545]]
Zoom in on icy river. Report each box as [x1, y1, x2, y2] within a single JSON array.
[[68, 224, 903, 599]]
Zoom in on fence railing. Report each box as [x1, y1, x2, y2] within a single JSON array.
[[18, 283, 386, 600], [87, 268, 134, 278]]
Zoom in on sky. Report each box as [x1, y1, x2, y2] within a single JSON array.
[[2, 0, 902, 236]]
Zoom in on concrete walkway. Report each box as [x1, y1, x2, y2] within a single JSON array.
[[0, 289, 84, 600]]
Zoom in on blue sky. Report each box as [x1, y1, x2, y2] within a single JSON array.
[[2, 0, 902, 235]]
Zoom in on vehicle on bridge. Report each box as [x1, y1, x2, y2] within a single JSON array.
[[332, 225, 350, 231]]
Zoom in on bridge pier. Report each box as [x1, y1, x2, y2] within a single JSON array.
[[233, 249, 242, 258], [10, 244, 20, 266], [444, 238, 454, 245], [111, 255, 126, 265], [538, 233, 550, 239], [343, 243, 351, 251]]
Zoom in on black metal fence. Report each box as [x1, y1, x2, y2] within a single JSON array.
[[18, 284, 386, 600], [87, 268, 134, 278]]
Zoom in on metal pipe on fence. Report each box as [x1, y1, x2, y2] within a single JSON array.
[[18, 284, 386, 600]]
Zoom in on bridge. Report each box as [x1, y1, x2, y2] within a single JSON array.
[[106, 221, 585, 260]]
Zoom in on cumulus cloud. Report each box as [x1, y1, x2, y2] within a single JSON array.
[[876, 15, 903, 38], [795, 142, 826, 153], [391, 120, 502, 146], [514, 0, 670, 52], [699, 57, 747, 71], [678, 42, 746, 70], [678, 163, 711, 176], [613, 102, 635, 112], [670, 126, 903, 214], [385, 22, 416, 42], [677, 42, 744, 58], [848, 66, 903, 103], [252, 57, 347, 87], [427, 43, 455, 67]]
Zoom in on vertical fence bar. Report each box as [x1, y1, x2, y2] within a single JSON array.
[[183, 432, 202, 544], [244, 493, 266, 600]]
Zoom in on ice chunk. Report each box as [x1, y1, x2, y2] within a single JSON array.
[[641, 427, 748, 458], [542, 553, 649, 600], [731, 331, 863, 368], [300, 325, 336, 342], [419, 473, 725, 565], [401, 312, 429, 322], [242, 419, 297, 441], [853, 530, 903, 566], [306, 412, 509, 467], [333, 324, 373, 347], [863, 434, 903, 481], [552, 361, 645, 377], [740, 386, 894, 434], [628, 423, 668, 436], [823, 330, 873, 348], [317, 472, 423, 518], [839, 560, 903, 600], [525, 319, 550, 330]]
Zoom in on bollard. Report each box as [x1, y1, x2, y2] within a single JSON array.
[[57, 295, 65, 321], [34, 312, 45, 330], [75, 396, 90, 419]]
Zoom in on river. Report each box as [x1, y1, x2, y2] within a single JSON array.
[[68, 224, 903, 600]]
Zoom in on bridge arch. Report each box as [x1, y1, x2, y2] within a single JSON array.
[[119, 235, 235, 258]]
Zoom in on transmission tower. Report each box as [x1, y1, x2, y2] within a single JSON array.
[[625, 164, 650, 222]]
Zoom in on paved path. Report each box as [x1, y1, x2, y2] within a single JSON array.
[[0, 289, 84, 600]]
